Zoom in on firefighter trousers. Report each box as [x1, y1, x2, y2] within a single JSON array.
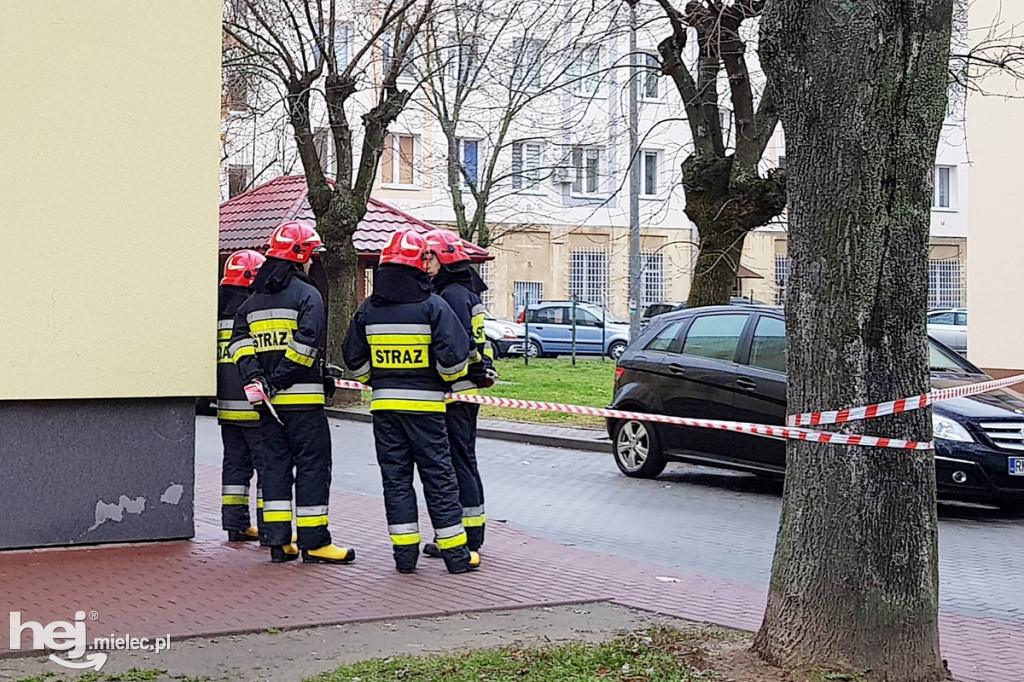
[[220, 424, 265, 536], [259, 408, 333, 550], [445, 401, 485, 550], [372, 411, 472, 573]]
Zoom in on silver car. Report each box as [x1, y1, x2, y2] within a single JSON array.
[[928, 308, 967, 355]]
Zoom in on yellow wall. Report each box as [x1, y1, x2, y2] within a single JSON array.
[[966, 0, 1024, 371], [0, 1, 222, 399]]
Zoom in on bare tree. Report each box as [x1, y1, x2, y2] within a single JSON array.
[[414, 0, 627, 248], [751, 0, 956, 679], [223, 0, 434, 357], [642, 0, 785, 307]]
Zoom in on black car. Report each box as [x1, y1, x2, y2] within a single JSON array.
[[608, 305, 1024, 511]]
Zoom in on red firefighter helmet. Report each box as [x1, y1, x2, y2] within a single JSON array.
[[379, 228, 429, 271], [221, 249, 267, 287], [424, 229, 470, 265], [266, 221, 326, 263]]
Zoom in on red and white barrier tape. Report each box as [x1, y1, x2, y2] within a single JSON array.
[[335, 379, 932, 451], [786, 372, 1024, 427]]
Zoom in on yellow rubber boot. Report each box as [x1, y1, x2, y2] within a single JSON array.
[[469, 551, 481, 569], [227, 526, 260, 543], [303, 544, 356, 564]]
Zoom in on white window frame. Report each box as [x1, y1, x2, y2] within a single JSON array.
[[512, 141, 543, 193], [478, 261, 494, 309], [928, 257, 965, 308], [932, 165, 957, 211], [640, 52, 662, 101], [774, 254, 789, 305], [568, 44, 602, 98], [383, 29, 416, 82], [381, 133, 420, 188], [640, 149, 660, 198], [571, 146, 603, 197], [514, 281, 544, 311], [512, 38, 544, 92], [449, 33, 479, 85], [456, 138, 481, 190]]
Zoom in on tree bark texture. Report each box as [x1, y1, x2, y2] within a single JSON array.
[[753, 1, 954, 680]]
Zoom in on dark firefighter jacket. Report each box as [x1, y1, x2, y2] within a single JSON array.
[[229, 258, 326, 410], [342, 263, 470, 413], [217, 285, 259, 424], [432, 263, 494, 394]]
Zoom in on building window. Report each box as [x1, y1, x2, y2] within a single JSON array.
[[932, 165, 955, 209], [449, 34, 479, 84], [334, 22, 350, 68], [313, 127, 332, 175], [641, 150, 659, 197], [514, 281, 544, 311], [383, 29, 415, 80], [478, 261, 493, 309], [381, 134, 418, 186], [570, 249, 609, 307], [224, 70, 249, 112], [571, 147, 602, 195], [929, 258, 964, 308], [457, 138, 479, 188], [568, 45, 601, 97], [228, 164, 252, 198], [512, 142, 542, 191], [512, 38, 544, 91], [778, 155, 786, 170], [641, 251, 664, 306], [774, 254, 789, 305], [642, 53, 661, 100]]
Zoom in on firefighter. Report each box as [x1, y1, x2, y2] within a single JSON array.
[[229, 220, 355, 565], [342, 228, 480, 575], [218, 249, 267, 543], [423, 230, 496, 557]]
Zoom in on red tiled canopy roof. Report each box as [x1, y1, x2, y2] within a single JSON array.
[[219, 174, 491, 261]]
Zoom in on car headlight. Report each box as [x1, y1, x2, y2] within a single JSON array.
[[933, 414, 973, 442], [503, 326, 516, 338]]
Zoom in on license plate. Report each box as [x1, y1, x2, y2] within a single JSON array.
[[1010, 458, 1024, 476]]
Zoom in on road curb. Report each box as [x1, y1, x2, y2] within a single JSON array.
[[325, 408, 610, 453]]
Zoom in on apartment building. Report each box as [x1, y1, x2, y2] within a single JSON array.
[[222, 1, 969, 320]]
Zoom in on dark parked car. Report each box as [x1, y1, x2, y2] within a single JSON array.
[[608, 305, 1024, 511]]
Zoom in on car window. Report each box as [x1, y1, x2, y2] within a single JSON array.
[[573, 308, 601, 327], [929, 339, 978, 374], [645, 320, 686, 352], [528, 307, 565, 324], [749, 316, 786, 373], [681, 314, 749, 362], [929, 312, 955, 325], [955, 312, 967, 326]]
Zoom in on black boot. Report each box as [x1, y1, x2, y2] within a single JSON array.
[[394, 545, 419, 574], [227, 526, 260, 543], [422, 542, 441, 558], [270, 544, 299, 563], [441, 546, 480, 574]]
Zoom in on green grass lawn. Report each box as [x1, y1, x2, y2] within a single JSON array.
[[351, 357, 616, 428], [309, 627, 719, 682], [481, 357, 616, 428]]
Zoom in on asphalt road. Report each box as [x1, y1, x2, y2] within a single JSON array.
[[195, 416, 1024, 624]]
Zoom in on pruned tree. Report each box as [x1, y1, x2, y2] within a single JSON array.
[[223, 0, 434, 357], [415, 0, 626, 248], [751, 0, 956, 680], [645, 0, 785, 307]]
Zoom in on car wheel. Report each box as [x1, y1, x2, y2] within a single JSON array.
[[612, 419, 667, 478], [608, 341, 627, 360], [527, 340, 542, 358]]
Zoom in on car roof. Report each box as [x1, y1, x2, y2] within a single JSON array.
[[655, 304, 782, 321]]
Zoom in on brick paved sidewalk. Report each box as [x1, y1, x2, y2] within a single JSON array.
[[0, 462, 1019, 682]]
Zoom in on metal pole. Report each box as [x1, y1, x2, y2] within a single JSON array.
[[601, 307, 607, 361], [571, 297, 577, 366], [627, 0, 642, 342], [523, 292, 530, 367]]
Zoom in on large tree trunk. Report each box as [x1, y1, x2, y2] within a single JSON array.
[[683, 156, 785, 307], [318, 194, 363, 365], [753, 1, 954, 680]]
